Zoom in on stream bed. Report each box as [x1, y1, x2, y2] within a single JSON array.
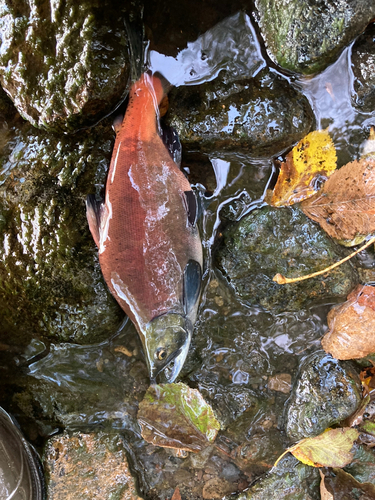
[[0, 1, 375, 499]]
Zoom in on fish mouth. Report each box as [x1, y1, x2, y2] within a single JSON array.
[[143, 313, 192, 384]]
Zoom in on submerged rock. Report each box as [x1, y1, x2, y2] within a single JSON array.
[[254, 0, 375, 74], [214, 206, 358, 313], [284, 351, 361, 441], [44, 431, 141, 500], [167, 69, 314, 157], [233, 455, 320, 500], [0, 121, 123, 345], [0, 0, 131, 132], [351, 23, 375, 112]]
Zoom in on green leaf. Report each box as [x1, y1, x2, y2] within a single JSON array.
[[138, 382, 220, 452], [362, 421, 375, 436]]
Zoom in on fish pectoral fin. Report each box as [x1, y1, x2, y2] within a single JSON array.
[[86, 194, 104, 247], [184, 190, 198, 227], [183, 259, 202, 316], [161, 123, 182, 168]]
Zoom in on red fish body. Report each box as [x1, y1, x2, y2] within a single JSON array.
[[87, 73, 203, 382]]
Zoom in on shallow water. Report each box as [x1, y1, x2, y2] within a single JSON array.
[[0, 6, 374, 499]]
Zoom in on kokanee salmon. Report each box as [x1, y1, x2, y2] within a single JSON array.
[[86, 73, 203, 383]]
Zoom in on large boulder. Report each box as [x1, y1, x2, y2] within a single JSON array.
[[214, 206, 358, 313], [167, 69, 314, 157], [254, 0, 375, 74], [0, 0, 132, 132], [0, 120, 123, 345]]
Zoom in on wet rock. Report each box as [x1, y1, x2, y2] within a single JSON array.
[[0, 0, 131, 132], [44, 431, 141, 500], [0, 121, 123, 345], [233, 455, 320, 500], [285, 351, 362, 442], [202, 478, 232, 499], [166, 69, 314, 157], [351, 23, 375, 112], [344, 444, 375, 485], [13, 324, 147, 433], [214, 206, 358, 313], [254, 0, 375, 75]]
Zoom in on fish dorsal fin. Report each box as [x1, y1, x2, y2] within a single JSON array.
[[86, 194, 104, 248], [183, 259, 202, 316], [184, 190, 197, 227]]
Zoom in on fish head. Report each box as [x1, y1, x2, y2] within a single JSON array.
[[144, 313, 192, 384]]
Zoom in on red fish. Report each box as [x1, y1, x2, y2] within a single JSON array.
[[86, 73, 203, 382]]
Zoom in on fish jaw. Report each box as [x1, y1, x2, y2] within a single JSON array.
[[143, 313, 193, 383]]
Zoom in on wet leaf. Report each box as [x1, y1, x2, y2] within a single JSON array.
[[319, 470, 333, 500], [275, 428, 359, 468], [137, 383, 220, 452], [270, 130, 337, 206], [323, 467, 375, 499], [301, 157, 375, 244], [321, 285, 375, 360], [360, 364, 375, 396], [362, 421, 375, 437], [171, 487, 182, 500]]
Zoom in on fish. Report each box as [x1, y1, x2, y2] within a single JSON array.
[[86, 72, 203, 383]]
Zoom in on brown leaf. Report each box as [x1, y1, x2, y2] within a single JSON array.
[[171, 487, 182, 500], [321, 285, 375, 360], [319, 470, 334, 500], [301, 157, 375, 242], [324, 468, 375, 499]]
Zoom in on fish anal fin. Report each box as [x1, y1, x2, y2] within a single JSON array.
[[183, 259, 202, 316], [86, 194, 103, 248]]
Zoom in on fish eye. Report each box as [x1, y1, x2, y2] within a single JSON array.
[[155, 347, 167, 361]]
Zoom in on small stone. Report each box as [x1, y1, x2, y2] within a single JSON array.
[[44, 432, 142, 500], [268, 374, 292, 394], [202, 478, 232, 499]]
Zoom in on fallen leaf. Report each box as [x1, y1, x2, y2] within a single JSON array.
[[137, 383, 220, 452], [301, 157, 375, 244], [171, 487, 182, 500], [360, 364, 375, 396], [321, 285, 375, 360], [324, 467, 375, 499], [319, 470, 334, 500], [275, 428, 359, 468], [271, 130, 337, 206], [342, 394, 371, 427]]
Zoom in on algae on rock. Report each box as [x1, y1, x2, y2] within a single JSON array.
[[0, 0, 132, 132], [214, 206, 358, 313], [254, 0, 375, 74], [167, 69, 314, 157], [0, 120, 123, 345]]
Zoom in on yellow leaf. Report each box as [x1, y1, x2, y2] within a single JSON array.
[[290, 428, 359, 468], [271, 130, 337, 206]]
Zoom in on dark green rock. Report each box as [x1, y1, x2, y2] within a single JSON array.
[[0, 0, 131, 132], [214, 206, 358, 313], [351, 23, 375, 113], [284, 351, 361, 441], [254, 0, 375, 74], [166, 69, 314, 157], [0, 120, 123, 345], [232, 455, 320, 500]]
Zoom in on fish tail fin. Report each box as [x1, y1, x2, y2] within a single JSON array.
[[124, 16, 148, 84]]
